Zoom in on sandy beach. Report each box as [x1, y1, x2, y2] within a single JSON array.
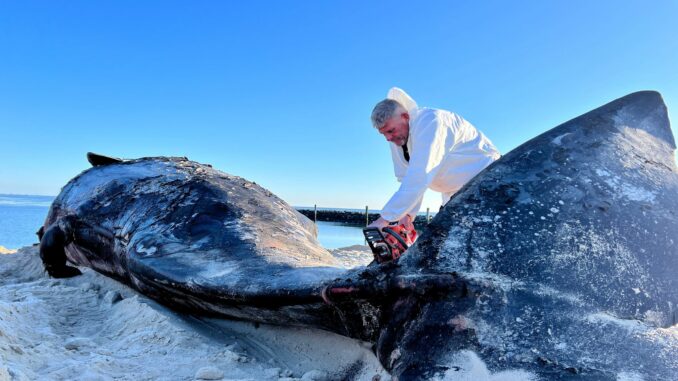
[[0, 245, 390, 381], [0, 246, 16, 255]]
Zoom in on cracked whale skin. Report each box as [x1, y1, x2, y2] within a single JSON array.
[[386, 91, 678, 380]]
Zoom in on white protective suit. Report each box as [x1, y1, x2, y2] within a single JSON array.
[[380, 88, 501, 222]]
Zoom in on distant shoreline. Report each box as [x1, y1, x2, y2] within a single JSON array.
[[296, 208, 435, 228]]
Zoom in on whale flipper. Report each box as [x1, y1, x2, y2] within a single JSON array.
[[40, 223, 82, 278]]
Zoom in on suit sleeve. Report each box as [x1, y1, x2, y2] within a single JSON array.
[[380, 111, 449, 221]]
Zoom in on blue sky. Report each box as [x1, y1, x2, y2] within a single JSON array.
[[1, 1, 677, 211]]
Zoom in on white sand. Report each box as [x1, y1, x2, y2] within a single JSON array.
[[0, 246, 16, 255], [0, 245, 389, 381], [329, 245, 375, 269]]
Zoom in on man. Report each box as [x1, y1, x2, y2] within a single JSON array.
[[368, 87, 500, 231]]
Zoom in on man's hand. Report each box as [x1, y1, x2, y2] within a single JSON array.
[[367, 217, 391, 230], [368, 215, 414, 230], [398, 214, 415, 231]]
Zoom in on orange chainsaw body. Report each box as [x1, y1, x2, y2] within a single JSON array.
[[363, 223, 417, 263]]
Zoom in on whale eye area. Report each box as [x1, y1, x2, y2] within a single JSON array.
[[183, 202, 237, 244], [189, 213, 224, 239]]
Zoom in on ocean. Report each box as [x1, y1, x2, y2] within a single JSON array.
[[0, 194, 54, 249], [0, 194, 365, 250]]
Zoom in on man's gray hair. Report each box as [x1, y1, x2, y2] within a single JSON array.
[[371, 99, 406, 129]]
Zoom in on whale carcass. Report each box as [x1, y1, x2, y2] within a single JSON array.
[[40, 91, 678, 380]]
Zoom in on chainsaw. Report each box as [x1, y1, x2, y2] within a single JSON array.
[[363, 222, 417, 263]]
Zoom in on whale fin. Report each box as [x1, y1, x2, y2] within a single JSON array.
[[87, 152, 123, 167]]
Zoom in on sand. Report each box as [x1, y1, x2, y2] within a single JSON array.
[[0, 245, 389, 381], [0, 247, 16, 255]]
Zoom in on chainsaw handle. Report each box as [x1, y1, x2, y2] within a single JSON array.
[[381, 227, 409, 250]]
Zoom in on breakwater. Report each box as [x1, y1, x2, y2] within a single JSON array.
[[295, 208, 432, 229]]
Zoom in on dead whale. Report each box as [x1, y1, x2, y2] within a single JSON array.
[[375, 90, 678, 380], [40, 91, 677, 380], [39, 153, 354, 330]]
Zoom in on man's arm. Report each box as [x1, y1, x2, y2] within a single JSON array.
[[379, 110, 450, 222]]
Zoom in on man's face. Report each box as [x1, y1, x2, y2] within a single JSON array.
[[378, 113, 410, 146]]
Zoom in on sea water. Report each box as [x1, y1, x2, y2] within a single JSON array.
[[314, 221, 365, 249], [0, 194, 53, 249], [0, 194, 365, 250]]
